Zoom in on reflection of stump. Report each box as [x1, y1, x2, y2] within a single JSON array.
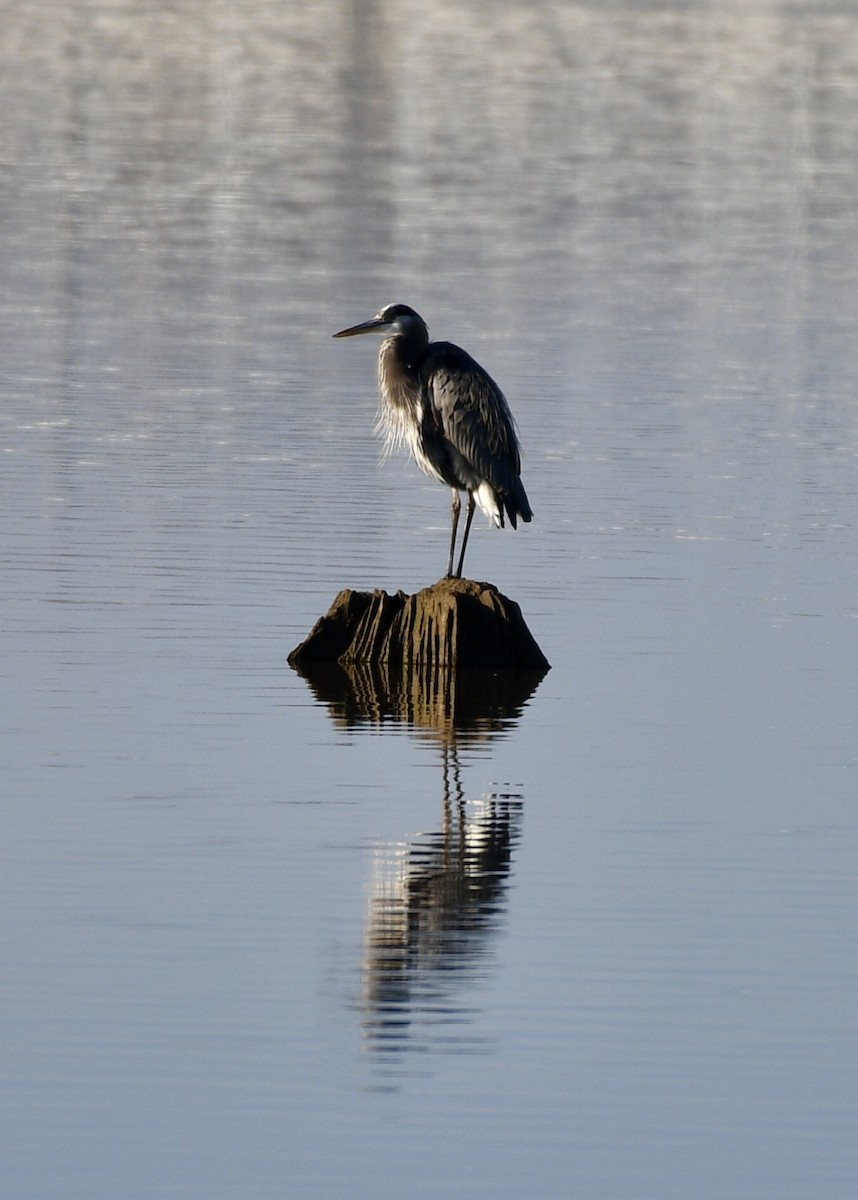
[[291, 656, 548, 746], [289, 578, 549, 671]]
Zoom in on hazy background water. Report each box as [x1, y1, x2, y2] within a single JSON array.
[[3, 2, 858, 1198]]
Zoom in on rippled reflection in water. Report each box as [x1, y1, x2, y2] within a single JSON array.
[[293, 652, 541, 1064], [361, 771, 523, 1064]]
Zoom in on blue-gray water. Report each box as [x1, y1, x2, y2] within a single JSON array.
[[3, 3, 857, 1198]]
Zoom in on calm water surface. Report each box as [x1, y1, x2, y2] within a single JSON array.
[[3, 3, 858, 1198]]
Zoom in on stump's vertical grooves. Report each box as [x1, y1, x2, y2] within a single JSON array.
[[288, 578, 549, 672]]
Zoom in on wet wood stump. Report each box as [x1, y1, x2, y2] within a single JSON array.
[[288, 578, 550, 672]]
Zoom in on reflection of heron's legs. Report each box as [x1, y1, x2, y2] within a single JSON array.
[[447, 489, 461, 578], [455, 493, 477, 579], [442, 744, 452, 834], [442, 741, 466, 845], [442, 741, 453, 833]]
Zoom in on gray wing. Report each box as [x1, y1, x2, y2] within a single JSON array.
[[421, 345, 521, 495]]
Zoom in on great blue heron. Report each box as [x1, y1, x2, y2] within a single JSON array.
[[333, 303, 532, 579]]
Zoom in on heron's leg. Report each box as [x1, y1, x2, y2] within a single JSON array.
[[455, 493, 476, 579], [446, 489, 461, 578]]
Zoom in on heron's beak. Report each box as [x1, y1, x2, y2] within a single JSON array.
[[332, 316, 387, 339]]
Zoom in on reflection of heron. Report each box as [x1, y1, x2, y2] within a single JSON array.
[[333, 304, 532, 579], [360, 744, 524, 1062]]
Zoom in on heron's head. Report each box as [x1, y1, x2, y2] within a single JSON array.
[[333, 303, 428, 344]]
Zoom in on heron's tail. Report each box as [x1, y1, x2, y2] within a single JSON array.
[[503, 479, 532, 530]]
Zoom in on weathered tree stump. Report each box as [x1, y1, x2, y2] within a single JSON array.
[[288, 578, 550, 672]]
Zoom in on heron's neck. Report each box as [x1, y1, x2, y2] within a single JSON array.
[[378, 337, 420, 413], [376, 337, 422, 460]]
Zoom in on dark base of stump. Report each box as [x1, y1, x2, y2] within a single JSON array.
[[288, 578, 550, 672]]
